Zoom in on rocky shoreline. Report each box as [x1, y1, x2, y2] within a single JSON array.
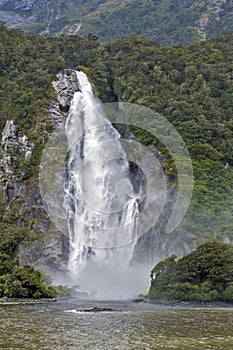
[[134, 297, 233, 308], [2, 295, 233, 307], [0, 296, 57, 304]]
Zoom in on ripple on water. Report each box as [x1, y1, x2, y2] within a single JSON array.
[[0, 301, 233, 349]]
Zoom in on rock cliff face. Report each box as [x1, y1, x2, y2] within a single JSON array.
[[193, 0, 232, 39], [0, 0, 61, 26], [0, 120, 33, 208], [0, 69, 199, 284], [1, 0, 233, 45], [18, 71, 80, 282], [0, 70, 79, 283], [0, 0, 82, 35]]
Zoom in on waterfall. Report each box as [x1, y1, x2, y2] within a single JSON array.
[[64, 71, 143, 299]]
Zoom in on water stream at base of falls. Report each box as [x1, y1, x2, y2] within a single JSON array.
[[64, 71, 146, 299]]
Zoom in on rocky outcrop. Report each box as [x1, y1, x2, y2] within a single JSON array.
[[193, 0, 233, 39], [18, 70, 79, 280], [0, 0, 76, 33], [51, 70, 79, 111], [196, 0, 227, 15], [0, 0, 59, 27], [0, 119, 34, 205], [0, 0, 36, 11], [0, 119, 33, 177], [222, 235, 233, 244], [0, 70, 79, 282]]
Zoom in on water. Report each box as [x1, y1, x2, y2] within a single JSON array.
[[64, 71, 142, 298], [0, 300, 233, 349]]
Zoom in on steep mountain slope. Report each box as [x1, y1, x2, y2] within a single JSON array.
[[1, 23, 233, 277], [77, 0, 233, 45], [1, 0, 233, 45]]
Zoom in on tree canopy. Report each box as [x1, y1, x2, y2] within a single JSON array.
[[148, 242, 233, 302]]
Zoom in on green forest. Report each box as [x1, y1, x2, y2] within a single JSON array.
[[148, 242, 233, 302], [0, 227, 62, 298], [3, 0, 233, 46], [1, 22, 233, 298]]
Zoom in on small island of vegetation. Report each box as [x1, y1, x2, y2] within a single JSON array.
[[148, 242, 233, 303]]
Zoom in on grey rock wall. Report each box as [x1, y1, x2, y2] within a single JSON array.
[[0, 69, 78, 282]]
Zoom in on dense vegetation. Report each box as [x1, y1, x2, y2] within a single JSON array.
[[2, 0, 233, 46], [0, 228, 59, 298], [148, 242, 233, 302], [77, 0, 233, 46], [1, 23, 233, 294], [0, 264, 58, 298]]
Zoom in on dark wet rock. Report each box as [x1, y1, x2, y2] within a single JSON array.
[[132, 297, 145, 303], [82, 307, 114, 312]]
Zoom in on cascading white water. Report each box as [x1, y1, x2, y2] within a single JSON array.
[[64, 71, 144, 299]]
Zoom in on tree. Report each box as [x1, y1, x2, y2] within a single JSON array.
[[148, 242, 233, 302]]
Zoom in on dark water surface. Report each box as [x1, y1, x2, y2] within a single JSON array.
[[0, 299, 233, 349]]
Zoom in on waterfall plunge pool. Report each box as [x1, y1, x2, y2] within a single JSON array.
[[0, 299, 233, 349]]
